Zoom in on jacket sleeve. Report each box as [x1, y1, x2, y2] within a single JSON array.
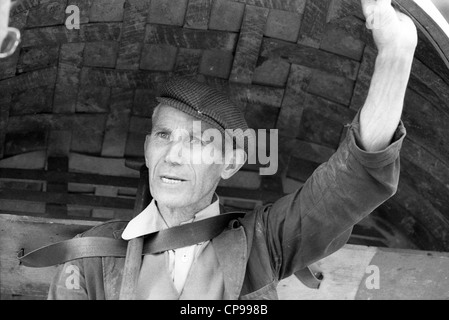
[[264, 113, 406, 280]]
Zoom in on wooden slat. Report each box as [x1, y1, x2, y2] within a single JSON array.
[[0, 213, 100, 299], [0, 189, 135, 210], [229, 5, 269, 84], [261, 38, 360, 81], [0, 168, 139, 188], [46, 157, 69, 216]]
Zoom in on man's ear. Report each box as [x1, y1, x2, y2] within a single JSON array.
[[221, 148, 246, 180], [144, 135, 150, 168]]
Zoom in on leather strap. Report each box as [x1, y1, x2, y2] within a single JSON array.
[[18, 210, 322, 290], [18, 212, 245, 268]]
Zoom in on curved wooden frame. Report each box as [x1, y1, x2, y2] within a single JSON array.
[[395, 0, 449, 69]]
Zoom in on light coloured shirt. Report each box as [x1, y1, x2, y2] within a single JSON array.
[[121, 196, 220, 294]]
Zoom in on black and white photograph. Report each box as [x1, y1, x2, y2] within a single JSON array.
[[1, 0, 449, 305]]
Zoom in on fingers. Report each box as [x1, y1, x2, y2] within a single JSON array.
[[362, 0, 399, 30], [361, 0, 393, 18]]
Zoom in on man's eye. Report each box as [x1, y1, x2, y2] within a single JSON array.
[[156, 132, 170, 140]]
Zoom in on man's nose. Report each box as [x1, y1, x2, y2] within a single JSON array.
[[164, 138, 187, 165]]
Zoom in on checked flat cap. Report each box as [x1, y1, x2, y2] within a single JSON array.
[[156, 77, 255, 153]]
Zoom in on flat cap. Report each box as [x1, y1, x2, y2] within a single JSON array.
[[156, 77, 254, 154]]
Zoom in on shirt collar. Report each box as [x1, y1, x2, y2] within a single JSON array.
[[122, 194, 221, 240]]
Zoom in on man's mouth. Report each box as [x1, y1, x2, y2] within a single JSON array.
[[160, 176, 186, 185]]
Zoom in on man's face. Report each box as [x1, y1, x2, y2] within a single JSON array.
[[145, 105, 226, 213]]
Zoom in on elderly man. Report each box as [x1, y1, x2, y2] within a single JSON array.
[[45, 0, 417, 300]]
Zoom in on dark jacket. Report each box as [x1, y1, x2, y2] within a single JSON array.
[[48, 119, 406, 300]]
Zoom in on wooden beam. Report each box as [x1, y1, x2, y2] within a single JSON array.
[[0, 189, 135, 210], [46, 157, 69, 216], [0, 168, 139, 188]]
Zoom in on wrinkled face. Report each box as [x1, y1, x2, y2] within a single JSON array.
[[145, 105, 227, 213]]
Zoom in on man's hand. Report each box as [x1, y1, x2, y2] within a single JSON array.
[[0, 0, 12, 51], [361, 0, 418, 53]]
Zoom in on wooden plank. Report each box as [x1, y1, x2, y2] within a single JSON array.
[[16, 45, 60, 74], [45, 157, 69, 216], [174, 48, 203, 76], [297, 0, 332, 48], [21, 23, 122, 47], [0, 151, 46, 169], [229, 5, 269, 84], [82, 23, 122, 42], [4, 130, 47, 157], [327, 0, 365, 22], [69, 153, 140, 178], [320, 25, 365, 61], [239, 0, 306, 15], [229, 83, 284, 109], [209, 0, 245, 32], [297, 106, 344, 150], [26, 0, 67, 27], [70, 114, 107, 155], [261, 38, 360, 81], [11, 86, 54, 116], [307, 70, 355, 106], [0, 169, 139, 188], [0, 213, 100, 298], [400, 158, 449, 222], [21, 25, 83, 47], [80, 67, 172, 89], [0, 94, 11, 159], [401, 137, 449, 192], [0, 66, 57, 94], [116, 0, 150, 70], [89, 0, 125, 22], [393, 179, 449, 251], [83, 41, 119, 68], [413, 26, 449, 86], [0, 189, 135, 210], [53, 43, 85, 114], [184, 0, 212, 30], [402, 88, 449, 164], [53, 63, 82, 114], [101, 88, 133, 158], [145, 24, 238, 51], [411, 58, 449, 112], [276, 64, 310, 138], [350, 46, 376, 111]]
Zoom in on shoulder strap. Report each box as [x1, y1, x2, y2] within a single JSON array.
[[18, 210, 322, 290], [18, 212, 245, 268]]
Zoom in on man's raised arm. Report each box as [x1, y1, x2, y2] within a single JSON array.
[[359, 0, 418, 152]]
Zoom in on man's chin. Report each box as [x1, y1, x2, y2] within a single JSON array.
[[153, 193, 188, 209]]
